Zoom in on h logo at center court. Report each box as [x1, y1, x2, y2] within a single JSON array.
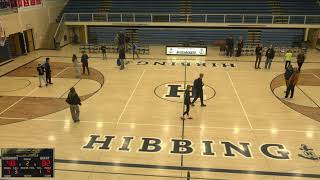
[[154, 81, 216, 103], [165, 84, 193, 98]]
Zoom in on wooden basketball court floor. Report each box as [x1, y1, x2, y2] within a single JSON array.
[[0, 45, 320, 179]]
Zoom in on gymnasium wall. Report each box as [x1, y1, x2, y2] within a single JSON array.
[[0, 0, 67, 49]]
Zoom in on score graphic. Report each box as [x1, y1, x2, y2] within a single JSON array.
[[1, 148, 54, 177]]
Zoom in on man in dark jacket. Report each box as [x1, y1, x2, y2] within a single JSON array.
[[226, 35, 234, 57], [191, 73, 206, 107], [255, 44, 263, 69], [181, 85, 192, 120], [297, 50, 305, 72], [236, 39, 244, 57], [284, 64, 294, 90], [119, 47, 126, 70], [66, 87, 81, 122], [265, 45, 275, 69], [285, 68, 300, 98], [101, 45, 107, 60], [44, 58, 52, 84], [81, 51, 90, 75]]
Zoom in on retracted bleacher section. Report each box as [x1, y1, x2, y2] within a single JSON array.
[[280, 0, 320, 15], [59, 0, 320, 22], [86, 27, 305, 56], [88, 27, 248, 45], [261, 29, 304, 47], [108, 0, 180, 22], [192, 0, 272, 14], [191, 0, 272, 23], [279, 0, 320, 24], [57, 0, 313, 53], [58, 0, 111, 22], [110, 0, 180, 13]]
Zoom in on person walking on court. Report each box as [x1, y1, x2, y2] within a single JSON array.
[[284, 50, 293, 69], [37, 63, 47, 87], [255, 44, 263, 69], [297, 50, 305, 72], [191, 73, 206, 107], [181, 85, 192, 120], [119, 47, 126, 70], [72, 54, 80, 78], [101, 45, 107, 60], [265, 45, 275, 69], [44, 58, 52, 84], [81, 51, 90, 75], [285, 68, 300, 99], [66, 87, 81, 123], [132, 43, 139, 59]]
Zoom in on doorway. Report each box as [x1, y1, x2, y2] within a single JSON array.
[[8, 32, 26, 58], [23, 29, 35, 52]]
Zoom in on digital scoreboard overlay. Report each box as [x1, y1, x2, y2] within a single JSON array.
[[1, 148, 54, 177]]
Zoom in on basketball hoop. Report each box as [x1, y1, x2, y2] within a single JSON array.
[[0, 21, 7, 47]]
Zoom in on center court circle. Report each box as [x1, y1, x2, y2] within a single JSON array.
[[154, 81, 216, 103]]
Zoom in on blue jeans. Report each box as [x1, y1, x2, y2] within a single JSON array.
[[265, 58, 273, 69]]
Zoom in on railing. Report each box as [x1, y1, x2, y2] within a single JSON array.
[[61, 13, 320, 25], [53, 15, 65, 49]]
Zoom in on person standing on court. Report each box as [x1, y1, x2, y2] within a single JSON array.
[[255, 44, 263, 69], [37, 63, 47, 87], [225, 35, 234, 57], [44, 58, 52, 84], [72, 54, 80, 78], [101, 45, 107, 60], [285, 68, 300, 99], [119, 47, 126, 70], [265, 45, 275, 69], [118, 31, 126, 50], [81, 51, 90, 75], [181, 85, 192, 120], [297, 50, 305, 72], [284, 64, 294, 89], [236, 38, 243, 57], [191, 73, 206, 107], [66, 87, 81, 123], [284, 50, 293, 69], [132, 43, 139, 59]]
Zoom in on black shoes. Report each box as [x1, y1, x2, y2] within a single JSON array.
[[191, 103, 207, 107]]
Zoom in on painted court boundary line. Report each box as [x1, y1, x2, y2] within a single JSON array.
[[312, 73, 320, 80], [296, 86, 320, 108], [0, 67, 70, 116], [55, 168, 225, 180], [54, 159, 320, 178], [0, 87, 39, 116], [116, 69, 146, 127], [1, 116, 320, 134], [226, 72, 253, 130]]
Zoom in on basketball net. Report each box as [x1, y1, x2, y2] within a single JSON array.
[[0, 21, 6, 47]]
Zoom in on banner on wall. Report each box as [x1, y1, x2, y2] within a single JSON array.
[[9, 0, 41, 8], [23, 0, 29, 6]]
